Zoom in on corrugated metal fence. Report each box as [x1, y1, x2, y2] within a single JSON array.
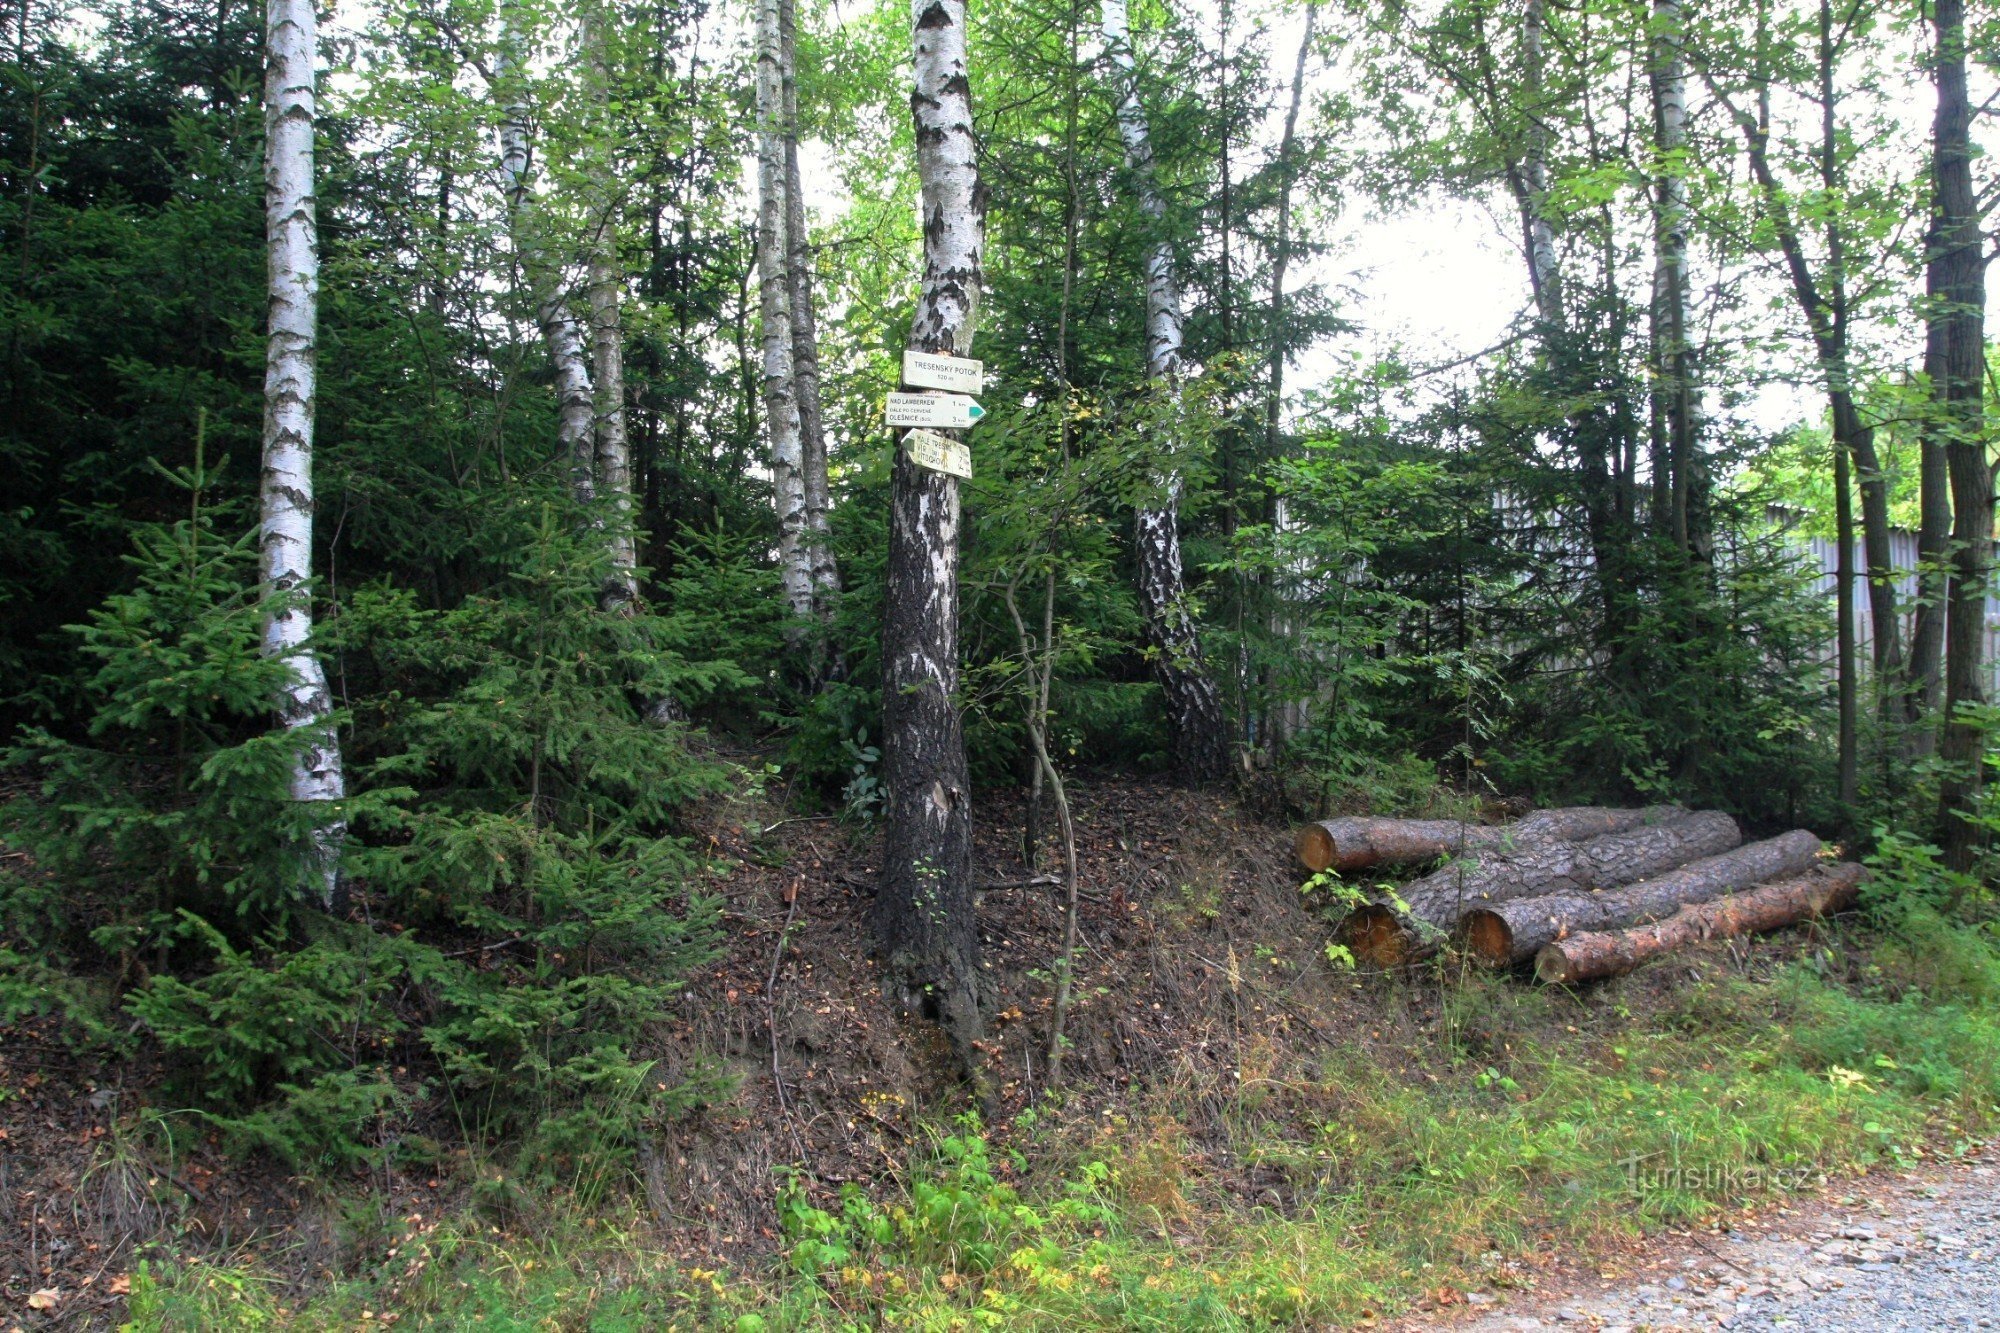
[[1802, 527, 2000, 690]]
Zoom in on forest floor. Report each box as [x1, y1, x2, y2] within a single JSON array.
[[4, 770, 1997, 1329]]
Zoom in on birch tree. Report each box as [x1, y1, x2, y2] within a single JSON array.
[[1101, 0, 1231, 782], [495, 6, 596, 509], [584, 3, 637, 612], [781, 0, 840, 619], [873, 0, 985, 1070], [262, 0, 345, 904], [1647, 0, 1707, 563], [755, 0, 813, 631]]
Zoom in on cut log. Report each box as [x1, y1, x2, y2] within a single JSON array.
[[1295, 804, 1685, 873], [1337, 809, 1733, 966], [1460, 829, 1823, 967], [1534, 861, 1865, 984]]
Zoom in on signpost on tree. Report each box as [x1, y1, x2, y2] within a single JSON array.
[[873, 0, 990, 1082]]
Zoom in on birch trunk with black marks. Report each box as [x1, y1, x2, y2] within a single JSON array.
[[584, 7, 636, 612], [496, 12, 595, 508], [780, 0, 839, 619], [1102, 0, 1230, 783], [1647, 0, 1706, 563], [755, 0, 812, 630], [262, 0, 345, 905], [1929, 0, 1992, 875], [873, 0, 985, 1071], [1521, 0, 1563, 330]]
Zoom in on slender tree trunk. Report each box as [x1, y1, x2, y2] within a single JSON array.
[[874, 0, 985, 1074], [496, 11, 595, 508], [755, 0, 812, 631], [1521, 0, 1563, 330], [1249, 4, 1315, 752], [1101, 0, 1230, 782], [1715, 14, 1893, 776], [262, 0, 345, 905], [1263, 2, 1314, 470], [1835, 425, 1859, 812], [1930, 0, 1991, 873], [1910, 346, 1952, 727], [1816, 0, 1901, 711], [780, 0, 840, 620], [1648, 0, 1705, 563], [584, 8, 637, 613]]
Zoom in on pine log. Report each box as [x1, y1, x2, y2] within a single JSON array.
[[1534, 861, 1865, 984], [1460, 829, 1824, 967], [1337, 809, 1732, 965], [1295, 804, 1684, 873]]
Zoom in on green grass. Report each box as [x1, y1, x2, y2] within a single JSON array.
[[122, 922, 2000, 1331]]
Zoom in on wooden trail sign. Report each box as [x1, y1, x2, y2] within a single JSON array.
[[903, 429, 972, 480], [903, 350, 984, 393], [885, 392, 985, 429]]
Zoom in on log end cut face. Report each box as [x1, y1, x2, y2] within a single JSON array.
[[1462, 908, 1513, 965], [1341, 905, 1408, 967], [1296, 823, 1337, 873]]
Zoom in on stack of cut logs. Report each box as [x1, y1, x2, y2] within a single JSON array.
[[1295, 805, 1862, 982]]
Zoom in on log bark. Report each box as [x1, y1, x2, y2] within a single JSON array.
[[1338, 808, 1726, 965], [262, 0, 345, 905], [1297, 803, 1682, 873], [1534, 861, 1865, 984], [1461, 829, 1823, 967], [874, 0, 985, 1074]]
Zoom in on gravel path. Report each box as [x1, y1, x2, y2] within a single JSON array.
[[1446, 1146, 1999, 1331]]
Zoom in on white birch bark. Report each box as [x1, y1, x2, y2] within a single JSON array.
[[495, 11, 596, 508], [1648, 0, 1701, 554], [755, 0, 813, 630], [584, 9, 637, 610], [1101, 0, 1229, 781], [874, 0, 985, 1066], [262, 0, 345, 904], [1522, 0, 1563, 327], [780, 0, 840, 615]]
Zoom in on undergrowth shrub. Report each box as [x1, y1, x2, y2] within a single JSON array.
[[2, 480, 737, 1178]]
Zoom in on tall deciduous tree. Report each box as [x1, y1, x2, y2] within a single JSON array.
[[754, 0, 811, 632], [873, 0, 986, 1070], [262, 0, 345, 903], [1927, 0, 1990, 874], [1101, 0, 1231, 782], [584, 2, 637, 613], [781, 0, 839, 621], [1647, 0, 1706, 563], [495, 7, 598, 511], [1706, 0, 1892, 805]]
